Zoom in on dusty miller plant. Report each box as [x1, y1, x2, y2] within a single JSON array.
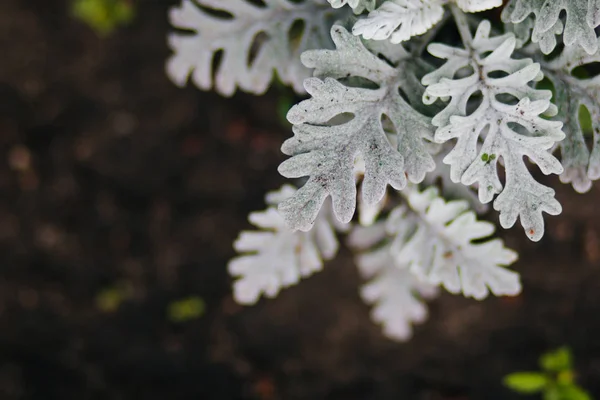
[[166, 0, 600, 341]]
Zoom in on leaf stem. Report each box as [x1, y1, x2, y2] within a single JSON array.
[[450, 5, 472, 46]]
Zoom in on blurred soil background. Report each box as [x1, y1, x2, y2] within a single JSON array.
[[1, 0, 600, 399]]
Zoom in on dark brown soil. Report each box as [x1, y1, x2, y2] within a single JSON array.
[[1, 1, 600, 399]]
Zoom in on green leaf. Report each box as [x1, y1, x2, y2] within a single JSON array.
[[503, 372, 548, 393], [540, 347, 573, 372], [557, 371, 575, 385], [71, 0, 134, 36], [167, 296, 205, 323], [544, 387, 561, 400], [95, 282, 134, 312], [557, 384, 592, 400]]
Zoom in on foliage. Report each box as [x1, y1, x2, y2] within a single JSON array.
[[165, 0, 600, 340], [328, 0, 376, 13], [502, 0, 600, 55], [532, 38, 600, 193], [278, 25, 434, 231], [352, 0, 501, 44], [380, 186, 520, 299], [167, 0, 344, 96], [167, 297, 206, 322], [228, 185, 347, 304], [423, 13, 564, 241], [504, 347, 592, 400], [348, 218, 439, 341], [71, 0, 134, 36], [348, 183, 519, 338], [95, 282, 134, 312]]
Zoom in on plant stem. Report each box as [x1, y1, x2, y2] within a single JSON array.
[[450, 5, 472, 46]]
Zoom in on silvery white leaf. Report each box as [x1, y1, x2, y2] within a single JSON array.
[[278, 25, 435, 231], [348, 222, 439, 341], [328, 0, 376, 13], [229, 185, 346, 304], [536, 37, 600, 193], [502, 0, 600, 55], [388, 186, 521, 299], [167, 0, 342, 96], [353, 0, 446, 44], [423, 19, 565, 241]]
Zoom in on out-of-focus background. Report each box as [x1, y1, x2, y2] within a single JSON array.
[[1, 0, 600, 399]]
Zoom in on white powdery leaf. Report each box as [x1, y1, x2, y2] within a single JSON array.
[[354, 154, 389, 226], [352, 0, 503, 44], [228, 185, 345, 304], [422, 19, 565, 241], [348, 223, 439, 341], [358, 189, 388, 226], [504, 15, 563, 54], [388, 186, 521, 300], [537, 37, 600, 194], [278, 25, 435, 231], [352, 0, 446, 44], [454, 0, 502, 12], [502, 0, 600, 55], [167, 0, 341, 96], [327, 0, 376, 13]]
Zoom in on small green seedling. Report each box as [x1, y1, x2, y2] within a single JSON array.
[[504, 347, 592, 400], [167, 296, 205, 323], [71, 0, 134, 36], [95, 282, 134, 313]]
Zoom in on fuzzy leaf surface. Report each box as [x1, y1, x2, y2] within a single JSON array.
[[229, 185, 346, 304], [423, 20, 564, 241], [502, 0, 600, 55], [352, 0, 502, 43], [352, 0, 446, 44], [348, 222, 438, 341], [327, 0, 376, 13], [537, 38, 600, 193], [279, 25, 435, 231], [167, 0, 340, 96], [454, 0, 502, 12], [388, 186, 521, 299]]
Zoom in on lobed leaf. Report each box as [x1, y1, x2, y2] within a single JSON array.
[[387, 186, 521, 299], [352, 0, 446, 44], [167, 0, 342, 96], [327, 0, 376, 13], [229, 185, 347, 304], [535, 38, 600, 193], [423, 19, 565, 241], [279, 25, 435, 231], [348, 221, 438, 341], [352, 0, 502, 44], [502, 0, 600, 55]]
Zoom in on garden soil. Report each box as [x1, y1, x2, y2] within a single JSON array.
[[1, 0, 600, 399]]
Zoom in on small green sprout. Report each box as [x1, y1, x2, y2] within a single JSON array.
[[71, 0, 134, 36], [95, 282, 134, 312], [167, 296, 205, 323], [504, 347, 592, 400], [481, 153, 496, 163]]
